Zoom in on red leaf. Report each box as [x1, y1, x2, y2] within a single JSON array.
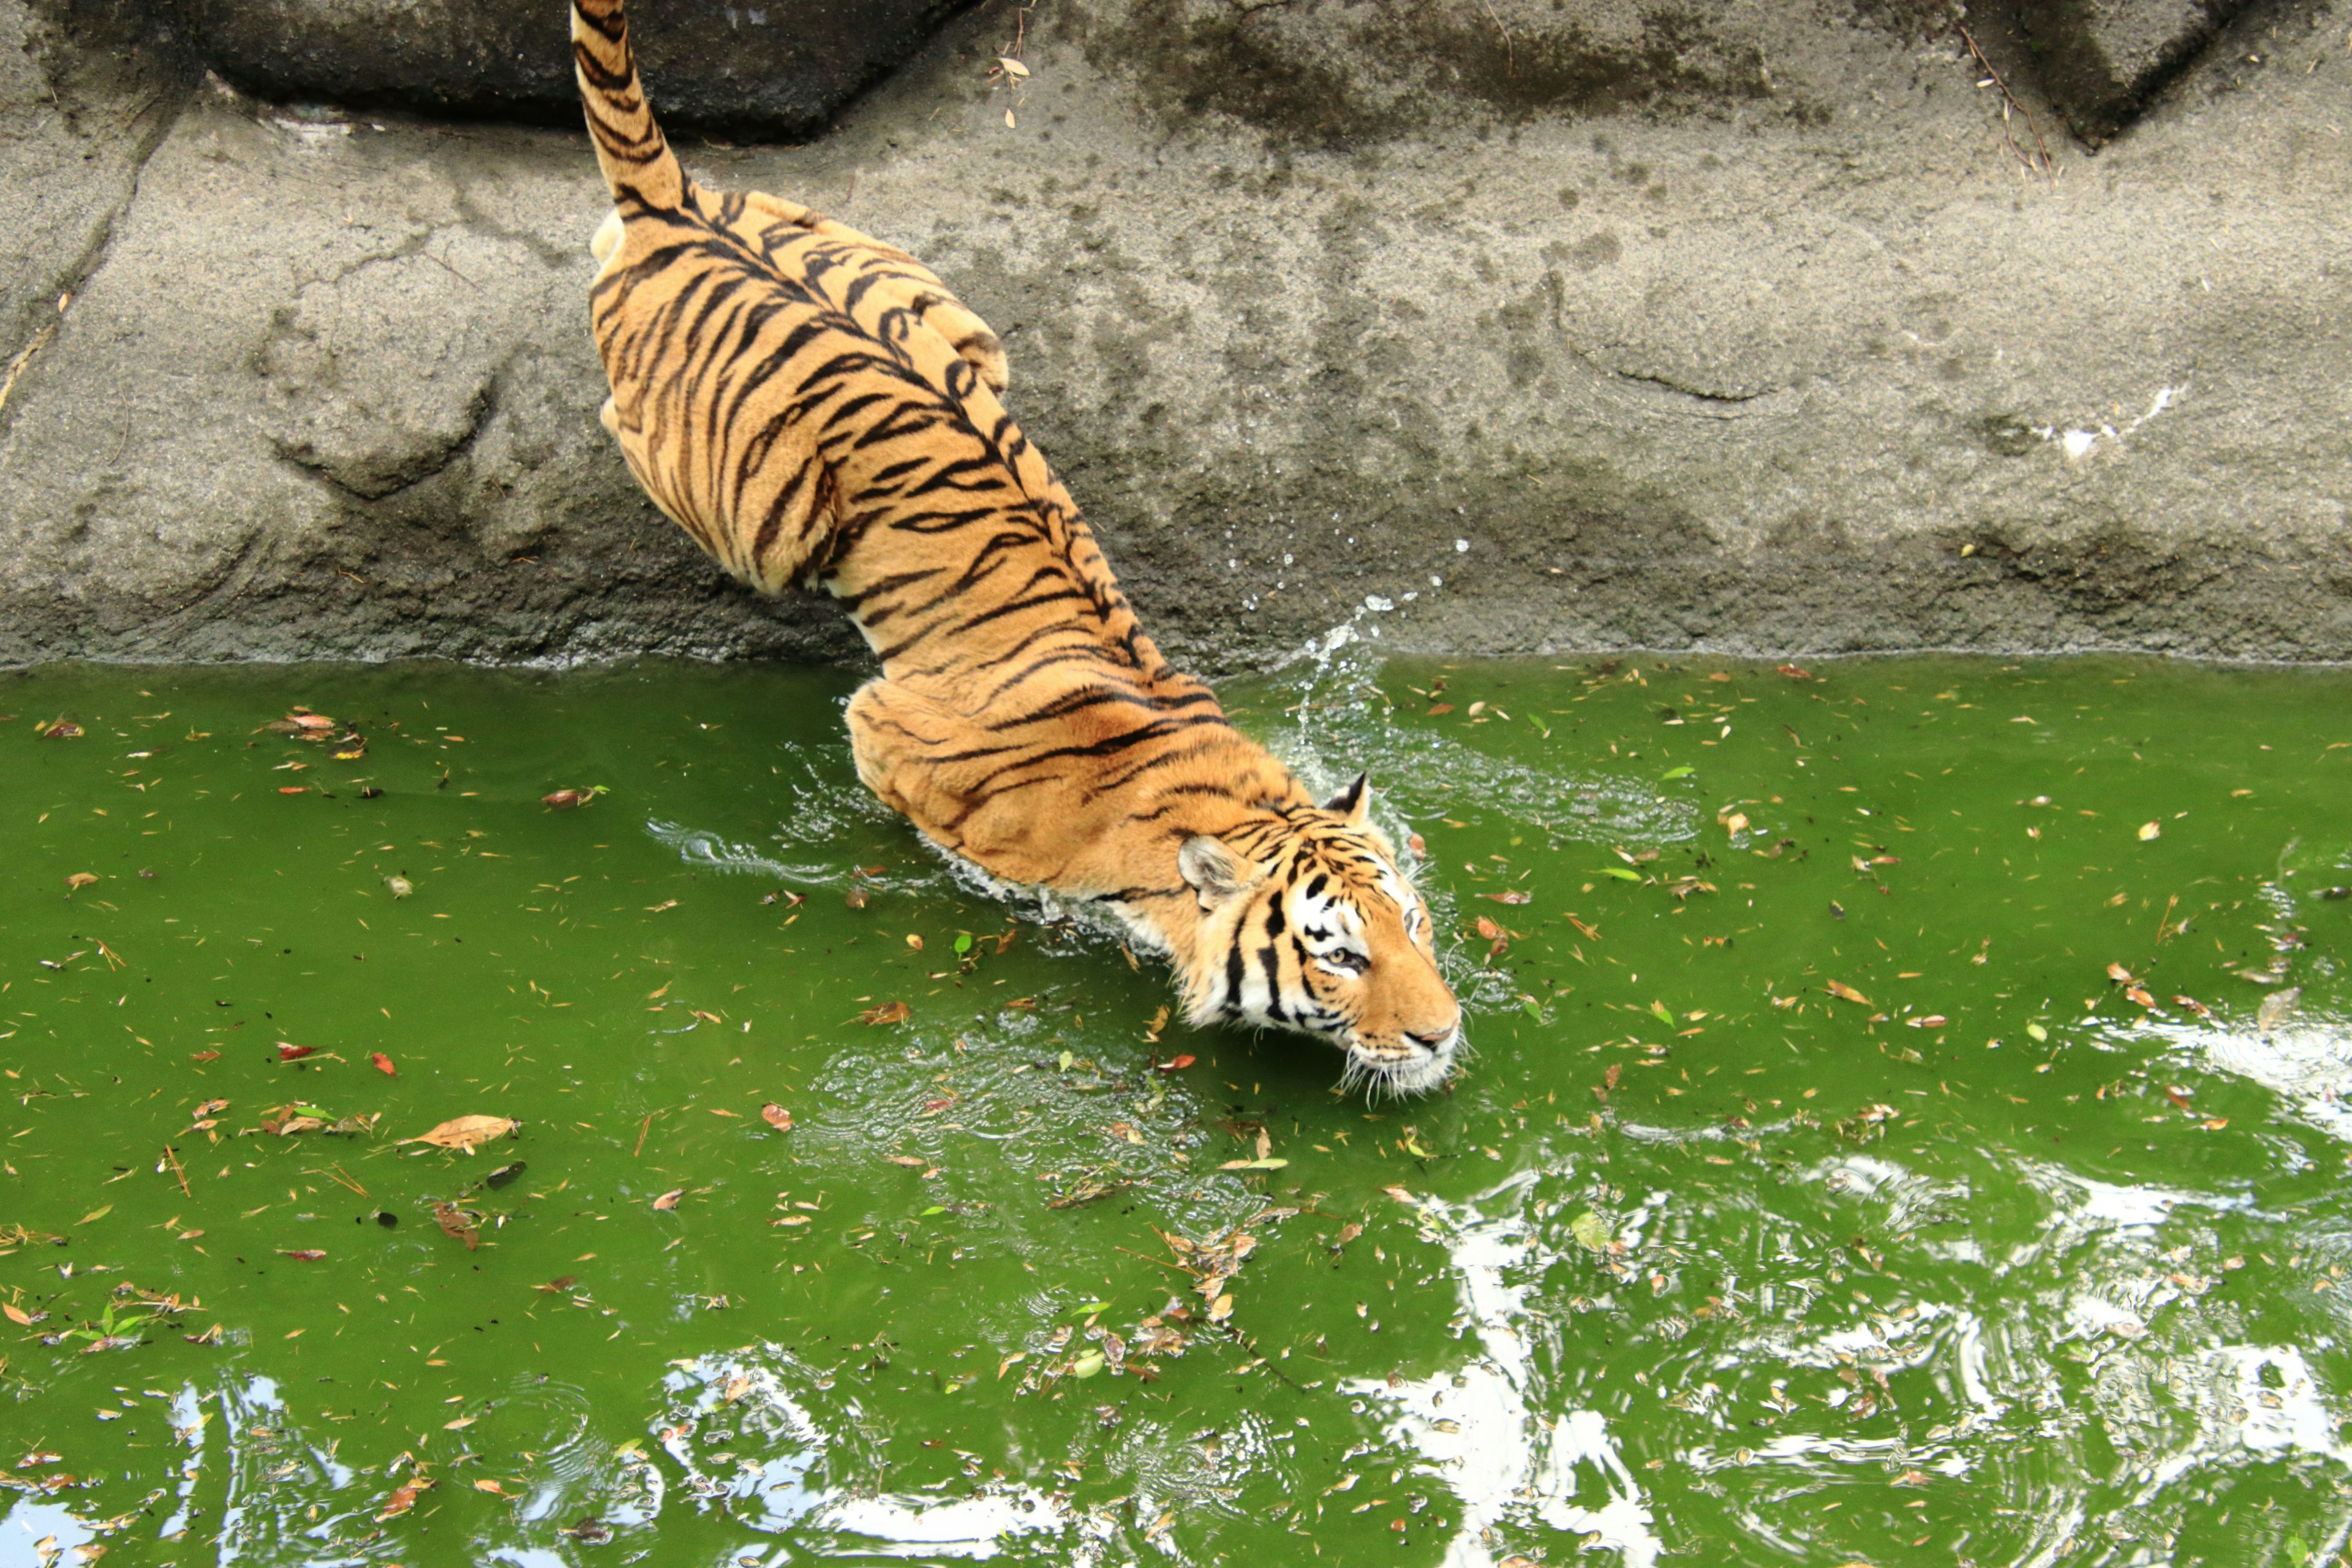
[[1475, 915, 1504, 941], [369, 1052, 396, 1076], [760, 1103, 793, 1131], [1776, 665, 1814, 679], [1156, 1054, 1197, 1072], [1425, 704, 1455, 715], [277, 785, 309, 795], [278, 1248, 328, 1261], [276, 1042, 318, 1062]]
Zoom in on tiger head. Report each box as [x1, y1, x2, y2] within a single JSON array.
[[1174, 775, 1462, 1095]]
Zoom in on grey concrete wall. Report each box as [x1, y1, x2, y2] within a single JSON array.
[[1, 0, 2346, 669]]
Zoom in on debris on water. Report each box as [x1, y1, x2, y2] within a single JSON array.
[[38, 719, 83, 739], [370, 1052, 396, 1076], [761, 1103, 793, 1131], [276, 1043, 318, 1062], [859, 1001, 910, 1026], [2257, 987, 2302, 1034], [404, 1115, 520, 1152], [385, 875, 413, 899]]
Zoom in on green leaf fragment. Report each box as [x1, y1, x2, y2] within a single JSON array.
[[1570, 1210, 1615, 1252]]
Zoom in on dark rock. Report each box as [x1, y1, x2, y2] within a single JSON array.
[[172, 0, 978, 137], [2022, 0, 2250, 145]]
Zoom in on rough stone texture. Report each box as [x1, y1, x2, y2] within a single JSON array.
[[1, 0, 2347, 671], [170, 0, 978, 138], [2024, 0, 2253, 144]]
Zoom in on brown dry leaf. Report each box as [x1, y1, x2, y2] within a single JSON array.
[[760, 1103, 793, 1131], [1775, 665, 1813, 679], [4, 1302, 33, 1326], [474, 1478, 508, 1495], [276, 1042, 318, 1062], [2174, 994, 2213, 1017], [403, 1115, 519, 1152], [1207, 1293, 1234, 1322], [429, 1202, 480, 1250], [277, 1248, 328, 1261], [376, 1478, 432, 1520], [2106, 962, 2136, 984], [1721, 812, 1751, 837], [541, 790, 589, 810], [532, 1275, 579, 1294], [651, 1189, 684, 1212], [1480, 889, 1532, 905], [859, 1001, 911, 1026], [1475, 915, 1503, 941], [1604, 1063, 1622, 1090], [2125, 987, 2157, 1009], [189, 1049, 221, 1063], [883, 1154, 925, 1168], [1825, 981, 1871, 1005], [64, 872, 97, 891]]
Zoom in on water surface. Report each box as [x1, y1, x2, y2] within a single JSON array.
[[3, 649, 2349, 1566]]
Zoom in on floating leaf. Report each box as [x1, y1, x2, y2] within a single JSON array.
[[1660, 766, 1697, 780], [1218, 1157, 1289, 1170], [1721, 812, 1751, 837], [1156, 1054, 1196, 1072], [650, 1189, 684, 1212], [278, 1248, 327, 1261], [276, 1042, 318, 1062], [2258, 987, 2303, 1033], [40, 719, 84, 739], [1070, 1348, 1104, 1377], [1775, 665, 1813, 680], [532, 1275, 579, 1294], [403, 1115, 519, 1152], [385, 875, 413, 899], [4, 1302, 34, 1325], [760, 1103, 793, 1131], [432, 1202, 481, 1250], [2026, 1023, 2049, 1042], [859, 1001, 911, 1027], [1479, 890, 1532, 905], [1825, 981, 1871, 1005], [64, 872, 98, 891], [2138, 821, 2162, 841], [1593, 867, 1643, 882], [1569, 1210, 1615, 1251], [884, 1154, 925, 1168], [1206, 1294, 1234, 1323], [369, 1052, 396, 1076], [542, 788, 600, 810]]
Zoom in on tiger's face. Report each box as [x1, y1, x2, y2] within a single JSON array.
[[1176, 777, 1463, 1095]]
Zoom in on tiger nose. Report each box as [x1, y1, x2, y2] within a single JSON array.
[[1406, 1023, 1458, 1050]]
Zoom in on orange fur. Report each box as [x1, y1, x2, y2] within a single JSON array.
[[571, 0, 1461, 1089]]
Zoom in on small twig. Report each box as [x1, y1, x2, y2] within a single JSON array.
[[1112, 1244, 1190, 1274], [325, 1161, 370, 1198], [635, 1109, 658, 1156], [1478, 0, 1513, 76], [162, 1145, 192, 1199], [1956, 23, 2057, 188], [2155, 893, 2180, 944]]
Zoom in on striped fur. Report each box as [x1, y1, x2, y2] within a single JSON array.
[[570, 0, 1461, 1091]]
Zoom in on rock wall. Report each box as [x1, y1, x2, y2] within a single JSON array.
[[1, 0, 2346, 669]]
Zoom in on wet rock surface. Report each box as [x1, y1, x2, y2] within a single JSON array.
[[1, 0, 2345, 669]]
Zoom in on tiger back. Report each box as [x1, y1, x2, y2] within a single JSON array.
[[570, 0, 1464, 1093]]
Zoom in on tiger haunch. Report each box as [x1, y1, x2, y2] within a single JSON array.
[[569, 0, 1463, 1092]]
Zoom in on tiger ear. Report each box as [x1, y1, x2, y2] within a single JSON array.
[[1325, 772, 1371, 827], [1178, 835, 1254, 911]]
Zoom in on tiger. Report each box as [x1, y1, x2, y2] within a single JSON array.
[[568, 0, 1463, 1093]]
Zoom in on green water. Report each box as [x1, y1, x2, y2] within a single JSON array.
[[3, 649, 2350, 1567]]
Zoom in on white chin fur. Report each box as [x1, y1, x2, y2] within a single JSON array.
[[1343, 1038, 1457, 1097]]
